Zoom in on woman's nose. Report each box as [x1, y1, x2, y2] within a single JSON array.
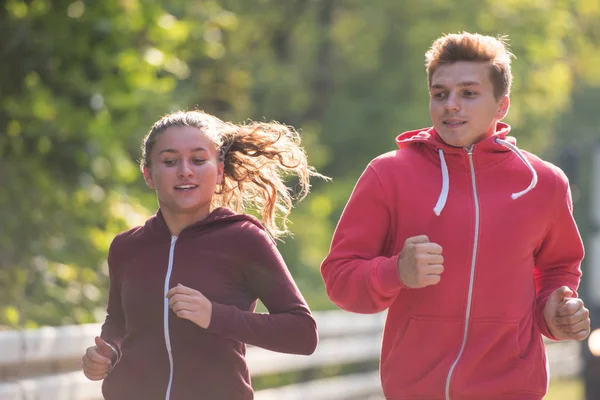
[[178, 160, 193, 177]]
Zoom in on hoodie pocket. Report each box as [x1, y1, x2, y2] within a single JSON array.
[[451, 319, 546, 397], [381, 315, 463, 399]]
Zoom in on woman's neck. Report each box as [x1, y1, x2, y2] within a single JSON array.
[[161, 208, 210, 236]]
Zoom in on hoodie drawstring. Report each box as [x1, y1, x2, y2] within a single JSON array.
[[432, 139, 538, 215], [433, 148, 449, 216], [494, 138, 538, 199]]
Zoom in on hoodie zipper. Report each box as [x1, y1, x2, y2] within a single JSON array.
[[163, 235, 178, 400], [444, 147, 481, 400]]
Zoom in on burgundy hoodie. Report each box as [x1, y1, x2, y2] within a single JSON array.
[[321, 123, 584, 399], [100, 207, 317, 400]]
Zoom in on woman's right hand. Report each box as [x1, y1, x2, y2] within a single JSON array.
[[82, 336, 118, 380]]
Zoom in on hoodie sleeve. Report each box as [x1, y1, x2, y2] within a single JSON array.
[[100, 236, 126, 362], [320, 164, 406, 314], [533, 174, 584, 340], [207, 226, 318, 356]]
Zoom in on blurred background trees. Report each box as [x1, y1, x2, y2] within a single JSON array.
[[1, 0, 600, 328]]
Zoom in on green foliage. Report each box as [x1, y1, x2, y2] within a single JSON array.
[[251, 360, 379, 391], [546, 378, 583, 400], [0, 0, 190, 326], [1, 0, 600, 328]]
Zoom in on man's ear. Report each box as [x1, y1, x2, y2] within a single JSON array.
[[143, 166, 155, 189], [496, 95, 510, 120]]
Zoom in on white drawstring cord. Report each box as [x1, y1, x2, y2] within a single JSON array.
[[433, 148, 449, 216], [432, 139, 538, 216], [494, 138, 538, 199]]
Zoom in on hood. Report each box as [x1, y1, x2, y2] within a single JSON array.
[[394, 122, 538, 216], [149, 206, 267, 238]]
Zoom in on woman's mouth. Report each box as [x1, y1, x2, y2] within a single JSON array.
[[175, 184, 198, 191]]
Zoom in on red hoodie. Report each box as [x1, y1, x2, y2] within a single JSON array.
[[100, 207, 317, 400], [321, 123, 584, 400]]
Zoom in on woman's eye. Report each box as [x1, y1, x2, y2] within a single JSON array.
[[192, 159, 206, 165], [164, 159, 177, 166]]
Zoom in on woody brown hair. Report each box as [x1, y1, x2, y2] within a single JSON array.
[[425, 32, 514, 99], [140, 110, 328, 239]]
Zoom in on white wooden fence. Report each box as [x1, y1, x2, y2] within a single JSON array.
[[0, 310, 580, 400]]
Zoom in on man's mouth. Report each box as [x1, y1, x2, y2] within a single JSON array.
[[443, 120, 467, 126]]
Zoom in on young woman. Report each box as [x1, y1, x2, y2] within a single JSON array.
[[82, 110, 324, 399]]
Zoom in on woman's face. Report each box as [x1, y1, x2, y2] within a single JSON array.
[[143, 126, 223, 222]]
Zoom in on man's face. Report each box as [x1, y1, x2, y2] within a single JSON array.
[[429, 61, 509, 148]]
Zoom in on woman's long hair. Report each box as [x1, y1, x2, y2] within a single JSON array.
[[141, 110, 328, 239]]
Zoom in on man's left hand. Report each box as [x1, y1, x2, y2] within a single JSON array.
[[543, 286, 590, 341]]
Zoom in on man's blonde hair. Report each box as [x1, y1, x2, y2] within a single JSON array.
[[425, 32, 515, 99]]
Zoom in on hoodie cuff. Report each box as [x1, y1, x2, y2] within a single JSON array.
[[206, 302, 236, 337], [374, 255, 407, 296], [536, 296, 560, 341], [103, 340, 121, 370]]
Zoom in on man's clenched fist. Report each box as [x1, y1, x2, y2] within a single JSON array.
[[397, 235, 444, 288]]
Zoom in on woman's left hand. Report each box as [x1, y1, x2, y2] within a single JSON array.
[[166, 284, 213, 329]]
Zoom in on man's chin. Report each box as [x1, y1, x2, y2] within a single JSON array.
[[437, 133, 468, 148]]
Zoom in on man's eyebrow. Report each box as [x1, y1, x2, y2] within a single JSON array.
[[431, 81, 481, 89]]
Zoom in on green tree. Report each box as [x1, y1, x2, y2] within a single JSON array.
[[2, 0, 600, 327], [0, 0, 212, 327]]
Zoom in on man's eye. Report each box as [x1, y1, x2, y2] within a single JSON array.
[[463, 91, 477, 97], [432, 92, 446, 100]]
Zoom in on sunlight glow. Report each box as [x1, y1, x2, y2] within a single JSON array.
[[588, 328, 600, 357]]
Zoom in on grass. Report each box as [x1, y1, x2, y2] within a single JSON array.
[[545, 378, 583, 400]]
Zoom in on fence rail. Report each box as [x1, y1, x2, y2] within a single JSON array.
[[0, 311, 580, 400]]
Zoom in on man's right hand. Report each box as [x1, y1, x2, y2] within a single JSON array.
[[397, 235, 444, 288], [82, 336, 118, 381]]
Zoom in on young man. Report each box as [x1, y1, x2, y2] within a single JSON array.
[[321, 32, 591, 399]]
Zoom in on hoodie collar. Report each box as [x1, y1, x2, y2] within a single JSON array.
[[148, 206, 266, 238], [396, 122, 514, 156]]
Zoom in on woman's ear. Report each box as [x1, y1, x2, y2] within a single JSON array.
[[217, 162, 224, 185], [143, 166, 155, 189]]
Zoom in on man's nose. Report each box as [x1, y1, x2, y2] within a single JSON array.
[[445, 92, 461, 111]]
